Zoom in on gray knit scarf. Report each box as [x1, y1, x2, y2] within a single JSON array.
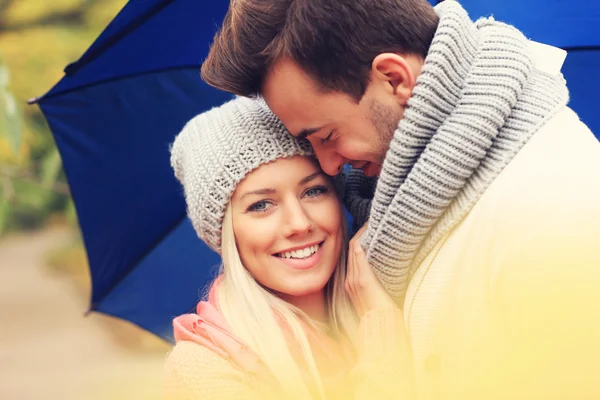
[[345, 0, 569, 299]]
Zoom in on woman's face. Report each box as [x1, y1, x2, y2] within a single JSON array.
[[231, 156, 344, 300]]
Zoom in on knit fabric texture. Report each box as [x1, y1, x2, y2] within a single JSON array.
[[345, 0, 569, 299], [170, 97, 314, 253]]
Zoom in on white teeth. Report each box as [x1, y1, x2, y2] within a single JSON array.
[[278, 244, 319, 259]]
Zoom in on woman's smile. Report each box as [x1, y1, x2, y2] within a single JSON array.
[[274, 241, 324, 269]]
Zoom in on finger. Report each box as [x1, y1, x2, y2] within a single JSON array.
[[238, 343, 270, 376], [355, 243, 387, 292], [346, 239, 356, 300], [352, 239, 369, 276], [351, 240, 367, 317], [352, 222, 369, 242], [200, 323, 267, 375], [354, 223, 370, 289], [352, 241, 366, 316], [347, 241, 364, 316], [345, 242, 353, 291], [357, 223, 369, 237], [352, 244, 398, 311], [354, 242, 384, 295]]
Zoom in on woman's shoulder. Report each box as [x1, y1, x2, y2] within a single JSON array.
[[166, 339, 241, 377], [164, 340, 252, 400]]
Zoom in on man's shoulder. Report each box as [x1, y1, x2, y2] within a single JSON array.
[[526, 106, 599, 161], [538, 106, 597, 141], [473, 106, 600, 218], [450, 105, 600, 269]]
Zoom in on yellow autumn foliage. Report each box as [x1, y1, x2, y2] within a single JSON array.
[[0, 0, 126, 159], [0, 0, 126, 231]]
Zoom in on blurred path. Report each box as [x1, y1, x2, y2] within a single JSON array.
[[0, 227, 167, 400]]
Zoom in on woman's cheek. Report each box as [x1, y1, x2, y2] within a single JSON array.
[[247, 215, 280, 248], [320, 198, 342, 230]]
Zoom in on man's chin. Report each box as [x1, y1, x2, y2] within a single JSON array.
[[362, 162, 382, 177]]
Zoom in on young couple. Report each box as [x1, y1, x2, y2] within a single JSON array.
[[165, 0, 600, 399]]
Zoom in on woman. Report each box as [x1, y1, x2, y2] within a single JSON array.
[[164, 97, 413, 400]]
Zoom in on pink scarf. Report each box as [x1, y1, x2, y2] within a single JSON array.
[[173, 276, 355, 377]]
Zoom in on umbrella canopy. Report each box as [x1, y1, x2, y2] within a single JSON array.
[[35, 0, 233, 341], [458, 0, 600, 139]]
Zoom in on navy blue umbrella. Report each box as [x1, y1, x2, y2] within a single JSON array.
[[33, 0, 233, 341], [456, 0, 600, 140]]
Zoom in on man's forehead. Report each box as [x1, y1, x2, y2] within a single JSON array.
[[263, 60, 323, 104], [262, 60, 334, 136], [263, 92, 324, 136]]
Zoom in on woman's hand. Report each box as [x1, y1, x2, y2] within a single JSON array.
[[345, 224, 398, 318], [199, 322, 280, 389]]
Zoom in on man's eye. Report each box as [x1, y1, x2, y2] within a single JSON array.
[[320, 131, 333, 145]]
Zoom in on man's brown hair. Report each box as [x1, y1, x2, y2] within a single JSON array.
[[201, 0, 439, 101]]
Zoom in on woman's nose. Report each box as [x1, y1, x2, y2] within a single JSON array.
[[282, 200, 313, 237]]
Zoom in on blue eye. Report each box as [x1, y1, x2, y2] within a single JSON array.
[[247, 200, 271, 213], [305, 186, 329, 198]]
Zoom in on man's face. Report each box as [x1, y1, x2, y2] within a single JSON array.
[[262, 59, 404, 177]]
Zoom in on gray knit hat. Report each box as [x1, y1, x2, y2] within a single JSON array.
[[170, 97, 315, 254]]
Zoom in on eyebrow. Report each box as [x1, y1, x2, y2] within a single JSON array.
[[240, 188, 276, 201], [297, 127, 322, 140], [239, 172, 323, 200], [300, 172, 322, 185]]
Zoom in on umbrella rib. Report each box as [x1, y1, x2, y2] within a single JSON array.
[[36, 65, 206, 103], [64, 0, 176, 77]]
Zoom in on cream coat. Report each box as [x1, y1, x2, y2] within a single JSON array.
[[405, 42, 600, 399]]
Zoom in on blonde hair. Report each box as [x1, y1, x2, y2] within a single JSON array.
[[216, 203, 358, 399]]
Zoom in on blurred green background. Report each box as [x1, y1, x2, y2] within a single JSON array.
[[0, 2, 168, 399], [0, 0, 129, 233]]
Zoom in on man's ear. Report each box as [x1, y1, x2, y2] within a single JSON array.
[[371, 53, 417, 106]]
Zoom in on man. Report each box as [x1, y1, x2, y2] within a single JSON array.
[[201, 0, 600, 398]]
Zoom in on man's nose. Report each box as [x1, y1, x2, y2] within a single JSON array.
[[282, 199, 313, 237], [312, 143, 344, 176]]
